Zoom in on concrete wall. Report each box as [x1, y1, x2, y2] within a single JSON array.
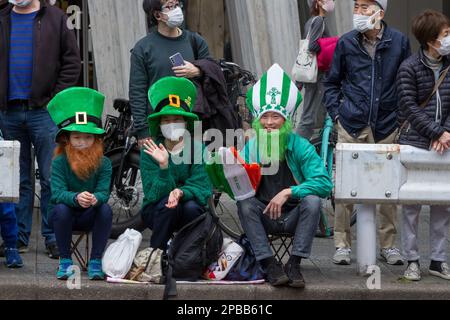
[[226, 0, 301, 77], [88, 0, 147, 115]]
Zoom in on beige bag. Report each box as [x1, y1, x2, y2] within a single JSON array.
[[127, 248, 164, 284]]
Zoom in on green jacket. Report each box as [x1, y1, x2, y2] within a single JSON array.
[[241, 133, 333, 200], [140, 139, 212, 208], [49, 155, 112, 214]]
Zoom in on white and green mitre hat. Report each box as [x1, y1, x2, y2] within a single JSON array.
[[246, 63, 303, 120]]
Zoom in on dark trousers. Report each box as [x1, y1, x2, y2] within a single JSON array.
[[141, 197, 204, 250], [51, 204, 112, 260], [237, 196, 321, 261], [0, 203, 18, 248]]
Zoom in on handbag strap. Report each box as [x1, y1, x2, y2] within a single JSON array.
[[306, 16, 324, 41], [420, 66, 450, 108]]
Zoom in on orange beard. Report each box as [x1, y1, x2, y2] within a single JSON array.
[[55, 140, 104, 181]]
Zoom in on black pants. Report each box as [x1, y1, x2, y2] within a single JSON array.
[[51, 204, 112, 260], [141, 197, 204, 250]]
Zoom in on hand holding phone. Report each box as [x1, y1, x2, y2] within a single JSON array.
[[170, 52, 185, 67]]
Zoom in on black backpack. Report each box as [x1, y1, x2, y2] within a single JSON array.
[[163, 210, 223, 299]]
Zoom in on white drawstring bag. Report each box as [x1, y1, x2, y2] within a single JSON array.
[[102, 229, 142, 279], [291, 17, 324, 83]]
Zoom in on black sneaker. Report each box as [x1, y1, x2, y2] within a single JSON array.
[[0, 241, 29, 257], [264, 261, 289, 287], [46, 243, 60, 259], [284, 262, 306, 288]]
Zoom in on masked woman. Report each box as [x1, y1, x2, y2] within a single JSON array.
[[47, 88, 112, 281], [140, 77, 212, 251], [396, 10, 450, 282]]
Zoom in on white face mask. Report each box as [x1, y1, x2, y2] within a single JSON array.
[[165, 7, 184, 29], [160, 122, 186, 141], [8, 0, 34, 8], [353, 10, 382, 33], [322, 0, 335, 13], [434, 36, 450, 56]]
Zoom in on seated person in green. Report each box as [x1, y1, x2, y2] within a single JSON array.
[[47, 88, 113, 281], [140, 77, 212, 250], [238, 64, 333, 288]]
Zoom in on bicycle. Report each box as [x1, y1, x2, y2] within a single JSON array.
[[103, 99, 144, 239]]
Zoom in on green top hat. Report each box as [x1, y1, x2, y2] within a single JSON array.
[[147, 77, 199, 137], [47, 87, 106, 141]]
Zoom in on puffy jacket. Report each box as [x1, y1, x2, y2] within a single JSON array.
[[323, 23, 411, 142], [240, 133, 333, 200], [396, 50, 450, 150], [0, 1, 81, 110]]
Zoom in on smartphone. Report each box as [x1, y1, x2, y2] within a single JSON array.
[[170, 52, 185, 67]]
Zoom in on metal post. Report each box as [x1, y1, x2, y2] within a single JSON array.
[[356, 204, 377, 275]]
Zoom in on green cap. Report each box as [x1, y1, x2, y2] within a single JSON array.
[[47, 87, 106, 141], [147, 77, 199, 137]]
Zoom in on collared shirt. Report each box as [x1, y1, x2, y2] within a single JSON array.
[[362, 24, 384, 59]]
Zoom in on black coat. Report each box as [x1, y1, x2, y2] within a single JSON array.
[[396, 50, 450, 150], [0, 0, 81, 110], [192, 58, 240, 140]]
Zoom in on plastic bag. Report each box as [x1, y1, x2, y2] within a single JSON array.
[[102, 229, 142, 279], [203, 238, 244, 281]]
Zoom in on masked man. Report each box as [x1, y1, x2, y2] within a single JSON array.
[[323, 0, 410, 266], [237, 64, 333, 288]]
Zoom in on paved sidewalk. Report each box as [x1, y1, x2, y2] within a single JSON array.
[[0, 208, 449, 300]]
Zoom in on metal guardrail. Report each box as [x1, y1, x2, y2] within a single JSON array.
[[0, 140, 20, 203], [335, 143, 450, 274]]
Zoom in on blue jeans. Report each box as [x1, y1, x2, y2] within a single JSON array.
[[0, 108, 57, 246], [0, 203, 19, 248], [50, 204, 113, 260], [142, 197, 205, 250], [237, 196, 321, 261]]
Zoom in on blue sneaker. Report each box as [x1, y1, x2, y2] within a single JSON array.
[[57, 258, 74, 280], [4, 248, 23, 268], [88, 259, 105, 280]]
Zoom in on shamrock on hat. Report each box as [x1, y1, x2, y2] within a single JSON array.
[[246, 64, 303, 121], [147, 77, 199, 137], [47, 87, 106, 142]]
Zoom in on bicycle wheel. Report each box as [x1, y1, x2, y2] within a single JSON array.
[[209, 191, 243, 239], [108, 151, 145, 239]]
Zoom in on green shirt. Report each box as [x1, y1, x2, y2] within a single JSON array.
[[140, 139, 213, 208], [129, 29, 210, 139], [49, 155, 112, 214]]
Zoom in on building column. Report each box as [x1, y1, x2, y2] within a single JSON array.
[[88, 0, 147, 115], [226, 0, 301, 77]]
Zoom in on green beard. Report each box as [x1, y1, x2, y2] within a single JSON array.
[[253, 119, 292, 164]]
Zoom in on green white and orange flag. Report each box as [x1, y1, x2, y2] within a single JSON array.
[[246, 63, 303, 120], [206, 147, 261, 201]]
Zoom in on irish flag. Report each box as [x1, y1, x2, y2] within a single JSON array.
[[206, 147, 261, 201]]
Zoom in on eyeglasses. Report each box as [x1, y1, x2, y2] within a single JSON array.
[[161, 1, 183, 12]]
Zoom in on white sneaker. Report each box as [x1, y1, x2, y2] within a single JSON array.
[[333, 248, 351, 265], [404, 262, 421, 281], [380, 248, 405, 265], [429, 263, 450, 281]]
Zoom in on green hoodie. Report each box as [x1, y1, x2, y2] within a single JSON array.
[[240, 133, 333, 200], [140, 139, 212, 208]]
